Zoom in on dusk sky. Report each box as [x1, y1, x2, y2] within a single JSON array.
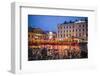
[[28, 15, 87, 32]]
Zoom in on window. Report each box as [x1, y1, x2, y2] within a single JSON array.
[[61, 34, 62, 37], [79, 25, 81, 27], [79, 29, 81, 31], [79, 33, 81, 36], [73, 29, 74, 32], [69, 34, 71, 37], [59, 27, 61, 29], [86, 28, 88, 31], [64, 26, 66, 29], [86, 33, 88, 36]]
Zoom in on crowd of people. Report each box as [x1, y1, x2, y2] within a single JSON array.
[[28, 46, 87, 61]]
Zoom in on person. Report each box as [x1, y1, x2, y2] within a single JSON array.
[[63, 49, 68, 59], [36, 48, 42, 60], [41, 47, 47, 60], [81, 51, 88, 58], [47, 49, 53, 59], [28, 48, 33, 60]]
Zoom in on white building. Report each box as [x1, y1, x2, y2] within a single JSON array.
[[57, 20, 88, 40]]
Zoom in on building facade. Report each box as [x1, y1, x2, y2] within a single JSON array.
[[28, 27, 57, 41], [57, 20, 88, 41], [28, 28, 45, 40]]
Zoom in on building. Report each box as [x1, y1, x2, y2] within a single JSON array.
[[57, 20, 88, 41], [28, 27, 47, 40], [28, 27, 57, 40]]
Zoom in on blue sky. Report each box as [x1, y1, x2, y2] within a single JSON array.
[[28, 15, 87, 32]]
